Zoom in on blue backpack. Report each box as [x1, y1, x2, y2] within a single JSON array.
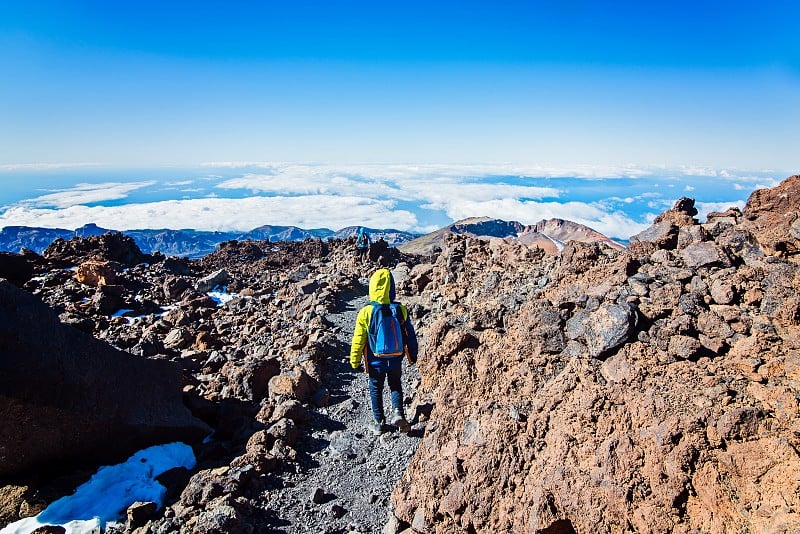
[[368, 302, 406, 358]]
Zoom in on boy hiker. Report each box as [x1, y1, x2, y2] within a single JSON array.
[[356, 227, 370, 263], [350, 268, 419, 435]]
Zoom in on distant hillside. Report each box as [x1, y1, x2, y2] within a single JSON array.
[[0, 223, 416, 258], [398, 216, 623, 255], [332, 226, 419, 247], [247, 225, 334, 242]]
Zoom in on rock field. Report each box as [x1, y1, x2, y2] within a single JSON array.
[[1, 175, 800, 533]]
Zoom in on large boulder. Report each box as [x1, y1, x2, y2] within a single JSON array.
[[630, 197, 699, 249], [0, 252, 35, 287], [75, 260, 122, 287], [43, 231, 148, 267], [742, 175, 800, 257], [196, 269, 229, 293], [0, 280, 210, 477]]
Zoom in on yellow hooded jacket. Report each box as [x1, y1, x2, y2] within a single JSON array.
[[350, 269, 418, 370]]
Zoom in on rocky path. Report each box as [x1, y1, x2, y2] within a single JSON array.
[[261, 280, 423, 533]]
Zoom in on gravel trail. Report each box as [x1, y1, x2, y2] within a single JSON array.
[[262, 279, 423, 533]]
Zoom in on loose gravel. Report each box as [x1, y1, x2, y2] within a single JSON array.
[[261, 281, 424, 533]]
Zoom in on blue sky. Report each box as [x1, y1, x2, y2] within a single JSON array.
[[0, 2, 798, 238]]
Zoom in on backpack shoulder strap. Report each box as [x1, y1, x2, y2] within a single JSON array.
[[389, 302, 406, 322], [367, 301, 383, 333]]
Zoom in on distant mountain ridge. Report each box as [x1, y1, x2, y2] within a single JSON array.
[[0, 223, 418, 258], [399, 216, 623, 255]]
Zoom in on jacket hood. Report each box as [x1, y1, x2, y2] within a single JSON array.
[[369, 268, 395, 304]]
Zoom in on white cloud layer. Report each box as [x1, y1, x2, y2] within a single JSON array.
[[206, 162, 664, 180], [0, 163, 787, 240], [0, 195, 418, 232], [22, 182, 156, 209]]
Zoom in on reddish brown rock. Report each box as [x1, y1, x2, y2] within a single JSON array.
[[742, 174, 800, 257], [391, 181, 800, 533], [44, 231, 148, 266], [74, 260, 121, 287]]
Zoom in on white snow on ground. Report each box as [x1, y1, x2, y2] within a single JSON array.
[[207, 285, 238, 306], [1, 442, 195, 534], [110, 308, 151, 325], [549, 236, 566, 252]]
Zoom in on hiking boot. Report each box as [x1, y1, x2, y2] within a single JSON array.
[[391, 410, 410, 433], [367, 419, 384, 435]]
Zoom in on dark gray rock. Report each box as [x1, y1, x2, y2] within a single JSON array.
[[163, 276, 192, 300], [310, 487, 326, 504], [196, 269, 229, 293], [311, 386, 331, 407], [630, 221, 678, 249], [267, 417, 299, 446], [0, 253, 35, 286], [581, 303, 636, 359], [193, 504, 251, 534], [681, 242, 730, 268], [0, 280, 210, 477]]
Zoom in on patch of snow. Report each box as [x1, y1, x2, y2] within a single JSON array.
[[64, 266, 79, 272], [0, 442, 195, 534], [207, 285, 237, 306], [549, 236, 565, 252], [110, 308, 152, 325]]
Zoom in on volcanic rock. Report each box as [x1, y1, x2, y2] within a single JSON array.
[[742, 174, 800, 257], [74, 260, 121, 287], [0, 252, 36, 287], [0, 280, 210, 477], [43, 231, 149, 267], [196, 268, 229, 293], [390, 176, 800, 533]]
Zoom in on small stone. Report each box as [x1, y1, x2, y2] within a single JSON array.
[[668, 335, 702, 360], [328, 504, 347, 518], [127, 501, 157, 526], [383, 514, 401, 534], [329, 431, 357, 458], [310, 486, 326, 504], [411, 508, 428, 533]]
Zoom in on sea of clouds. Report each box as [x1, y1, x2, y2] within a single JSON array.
[[0, 163, 783, 240]]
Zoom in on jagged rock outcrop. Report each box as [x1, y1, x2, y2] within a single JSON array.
[[0, 250, 41, 287], [400, 217, 621, 256], [0, 279, 210, 477], [742, 174, 800, 257], [43, 231, 150, 267], [392, 180, 800, 533]]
